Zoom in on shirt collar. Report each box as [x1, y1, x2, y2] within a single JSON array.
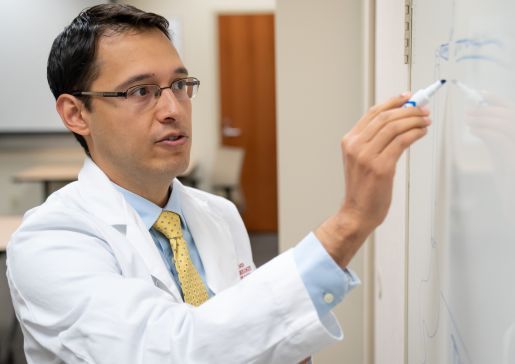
[[112, 182, 185, 230]]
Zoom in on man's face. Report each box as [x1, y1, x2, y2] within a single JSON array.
[[82, 29, 192, 191]]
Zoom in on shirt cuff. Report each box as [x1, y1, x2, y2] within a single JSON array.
[[293, 232, 361, 318]]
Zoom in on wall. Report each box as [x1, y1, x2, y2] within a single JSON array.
[[373, 1, 410, 363], [276, 0, 368, 362]]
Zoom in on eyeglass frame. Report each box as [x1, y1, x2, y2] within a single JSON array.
[[71, 76, 200, 101]]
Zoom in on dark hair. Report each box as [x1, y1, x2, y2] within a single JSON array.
[[47, 4, 170, 155]]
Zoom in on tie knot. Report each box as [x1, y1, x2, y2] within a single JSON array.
[[153, 211, 182, 240]]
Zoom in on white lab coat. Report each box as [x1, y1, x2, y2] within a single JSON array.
[[6, 158, 342, 364]]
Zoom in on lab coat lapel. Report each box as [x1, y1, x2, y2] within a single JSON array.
[[124, 215, 182, 301], [176, 181, 240, 293], [77, 158, 182, 301]]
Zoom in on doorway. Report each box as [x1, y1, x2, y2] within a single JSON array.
[[218, 14, 277, 233]]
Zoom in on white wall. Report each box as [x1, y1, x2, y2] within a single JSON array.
[[276, 0, 369, 362], [373, 0, 410, 363]]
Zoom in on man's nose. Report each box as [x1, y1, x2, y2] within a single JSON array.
[[155, 88, 180, 122]]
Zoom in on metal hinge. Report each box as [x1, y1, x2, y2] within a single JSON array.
[[404, 0, 412, 64]]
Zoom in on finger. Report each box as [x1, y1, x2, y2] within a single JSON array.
[[380, 126, 429, 163], [360, 106, 430, 143], [361, 115, 431, 156], [353, 92, 412, 132]]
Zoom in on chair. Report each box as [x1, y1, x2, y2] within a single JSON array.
[[211, 147, 245, 210], [0, 215, 25, 364]]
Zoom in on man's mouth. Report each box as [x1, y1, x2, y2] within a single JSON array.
[[156, 134, 189, 146], [166, 135, 182, 141]]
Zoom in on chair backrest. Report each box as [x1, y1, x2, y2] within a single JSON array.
[[211, 147, 245, 188]]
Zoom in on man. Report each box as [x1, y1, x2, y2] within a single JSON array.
[[6, 4, 430, 364]]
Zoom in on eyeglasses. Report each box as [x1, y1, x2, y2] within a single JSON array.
[[72, 77, 200, 110]]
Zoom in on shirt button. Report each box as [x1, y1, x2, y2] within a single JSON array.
[[323, 292, 334, 304]]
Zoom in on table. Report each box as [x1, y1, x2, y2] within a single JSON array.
[[0, 215, 22, 252], [13, 160, 199, 200], [13, 164, 82, 199]]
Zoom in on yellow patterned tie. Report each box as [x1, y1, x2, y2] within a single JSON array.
[[153, 211, 209, 306]]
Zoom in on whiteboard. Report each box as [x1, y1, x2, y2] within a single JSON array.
[[0, 0, 105, 132], [408, 0, 515, 363], [0, 1, 183, 133]]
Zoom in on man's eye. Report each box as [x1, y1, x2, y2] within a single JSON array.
[[173, 80, 187, 91], [129, 86, 152, 97]]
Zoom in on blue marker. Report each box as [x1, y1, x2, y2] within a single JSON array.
[[404, 79, 447, 107]]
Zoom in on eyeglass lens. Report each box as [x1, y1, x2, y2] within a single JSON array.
[[125, 78, 199, 110]]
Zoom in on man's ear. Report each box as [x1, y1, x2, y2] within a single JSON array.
[[55, 94, 91, 136]]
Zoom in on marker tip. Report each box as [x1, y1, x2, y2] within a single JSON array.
[[441, 79, 447, 84]]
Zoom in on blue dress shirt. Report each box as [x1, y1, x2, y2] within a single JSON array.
[[293, 233, 360, 318], [113, 183, 360, 317]]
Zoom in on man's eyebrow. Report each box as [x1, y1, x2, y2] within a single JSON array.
[[115, 73, 155, 91], [175, 67, 189, 76]]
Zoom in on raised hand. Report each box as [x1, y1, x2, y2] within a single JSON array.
[[316, 93, 431, 268]]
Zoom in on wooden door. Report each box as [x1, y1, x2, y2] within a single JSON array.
[[218, 14, 277, 232]]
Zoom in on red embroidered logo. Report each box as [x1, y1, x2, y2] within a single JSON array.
[[238, 262, 252, 279]]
